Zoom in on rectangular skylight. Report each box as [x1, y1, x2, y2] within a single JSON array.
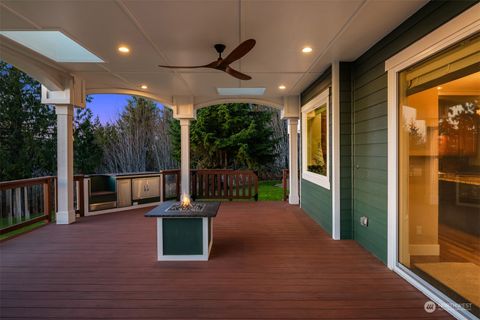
[[0, 31, 103, 63], [217, 88, 265, 96]]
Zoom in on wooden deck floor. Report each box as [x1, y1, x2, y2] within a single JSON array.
[[0, 202, 452, 319]]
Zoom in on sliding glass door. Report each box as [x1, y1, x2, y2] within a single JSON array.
[[398, 33, 479, 317]]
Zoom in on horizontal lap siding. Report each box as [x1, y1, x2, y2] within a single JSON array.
[[340, 62, 353, 239], [351, 0, 477, 263], [300, 67, 332, 236]]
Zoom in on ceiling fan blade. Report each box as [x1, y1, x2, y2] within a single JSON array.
[[220, 39, 256, 67], [158, 61, 218, 69], [225, 66, 252, 80]]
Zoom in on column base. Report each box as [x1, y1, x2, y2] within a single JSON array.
[[56, 210, 76, 224], [288, 194, 299, 205]]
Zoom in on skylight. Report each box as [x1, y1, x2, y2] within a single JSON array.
[[0, 31, 103, 63], [217, 88, 265, 96]]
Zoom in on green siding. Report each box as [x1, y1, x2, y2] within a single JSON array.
[[301, 67, 331, 105], [301, 179, 332, 235], [351, 0, 477, 263], [339, 62, 353, 239], [300, 67, 332, 236]]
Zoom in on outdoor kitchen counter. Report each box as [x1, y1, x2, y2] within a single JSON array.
[[145, 201, 220, 261]]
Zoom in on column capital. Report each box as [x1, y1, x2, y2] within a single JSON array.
[[281, 95, 300, 119], [173, 95, 195, 120], [41, 76, 86, 108]]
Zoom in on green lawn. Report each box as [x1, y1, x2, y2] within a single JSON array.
[[258, 180, 285, 201]]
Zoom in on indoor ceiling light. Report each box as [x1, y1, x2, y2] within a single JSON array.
[[278, 85, 286, 90], [437, 86, 442, 90], [302, 47, 313, 53], [118, 46, 130, 54], [0, 30, 103, 62], [141, 85, 148, 90]]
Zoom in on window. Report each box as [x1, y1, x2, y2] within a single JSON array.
[[398, 34, 479, 317], [302, 89, 330, 189]]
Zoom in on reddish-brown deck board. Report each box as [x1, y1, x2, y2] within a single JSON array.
[[0, 202, 450, 319]]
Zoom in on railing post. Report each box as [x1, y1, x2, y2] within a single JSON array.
[[43, 178, 51, 222]]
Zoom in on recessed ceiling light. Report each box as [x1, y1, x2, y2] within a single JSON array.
[[302, 47, 313, 53], [141, 85, 148, 90], [118, 46, 130, 53], [278, 85, 286, 90], [0, 31, 103, 62], [437, 86, 442, 90]]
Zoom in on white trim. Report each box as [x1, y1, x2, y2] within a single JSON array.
[[394, 265, 472, 320], [331, 61, 341, 240], [385, 5, 479, 319], [301, 88, 331, 190]]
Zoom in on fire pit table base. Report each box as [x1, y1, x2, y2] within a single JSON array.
[[157, 217, 212, 260], [145, 201, 220, 261]]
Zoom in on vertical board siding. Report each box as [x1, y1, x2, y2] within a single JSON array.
[[351, 0, 477, 263], [339, 62, 353, 239], [300, 67, 332, 236]]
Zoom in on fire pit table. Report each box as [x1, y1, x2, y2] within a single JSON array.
[[145, 200, 220, 261]]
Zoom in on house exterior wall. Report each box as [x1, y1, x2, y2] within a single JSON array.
[[300, 67, 332, 235], [299, 0, 477, 262], [339, 62, 353, 239], [351, 0, 477, 264]]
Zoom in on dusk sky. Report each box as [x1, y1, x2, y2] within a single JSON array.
[[86, 94, 164, 124]]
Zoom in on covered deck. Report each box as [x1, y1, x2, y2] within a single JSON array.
[[0, 202, 450, 319]]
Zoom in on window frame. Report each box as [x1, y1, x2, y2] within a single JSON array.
[[301, 88, 330, 189]]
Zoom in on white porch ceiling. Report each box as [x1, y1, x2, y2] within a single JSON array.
[[0, 0, 428, 107]]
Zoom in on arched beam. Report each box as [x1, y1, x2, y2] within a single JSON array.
[[0, 42, 69, 91], [194, 97, 284, 111], [86, 88, 174, 108]]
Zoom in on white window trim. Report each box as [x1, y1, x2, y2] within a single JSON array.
[[301, 88, 330, 190], [385, 4, 479, 320]]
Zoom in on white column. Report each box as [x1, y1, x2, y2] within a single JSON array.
[[180, 119, 191, 198], [288, 118, 299, 205], [56, 105, 75, 224]]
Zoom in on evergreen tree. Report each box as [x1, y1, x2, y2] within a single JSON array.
[[73, 108, 103, 174], [0, 62, 56, 180], [169, 103, 279, 173]]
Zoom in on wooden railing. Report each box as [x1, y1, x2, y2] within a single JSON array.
[[192, 169, 258, 201], [160, 169, 259, 201], [0, 176, 54, 234], [0, 169, 259, 235]]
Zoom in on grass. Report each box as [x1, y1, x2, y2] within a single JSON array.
[[0, 221, 48, 241], [258, 180, 285, 201]]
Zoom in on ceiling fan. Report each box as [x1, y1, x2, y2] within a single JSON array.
[[158, 39, 256, 80]]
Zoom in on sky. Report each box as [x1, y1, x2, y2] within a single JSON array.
[[86, 94, 163, 124]]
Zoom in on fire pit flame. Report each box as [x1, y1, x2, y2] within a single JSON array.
[[180, 194, 192, 209]]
